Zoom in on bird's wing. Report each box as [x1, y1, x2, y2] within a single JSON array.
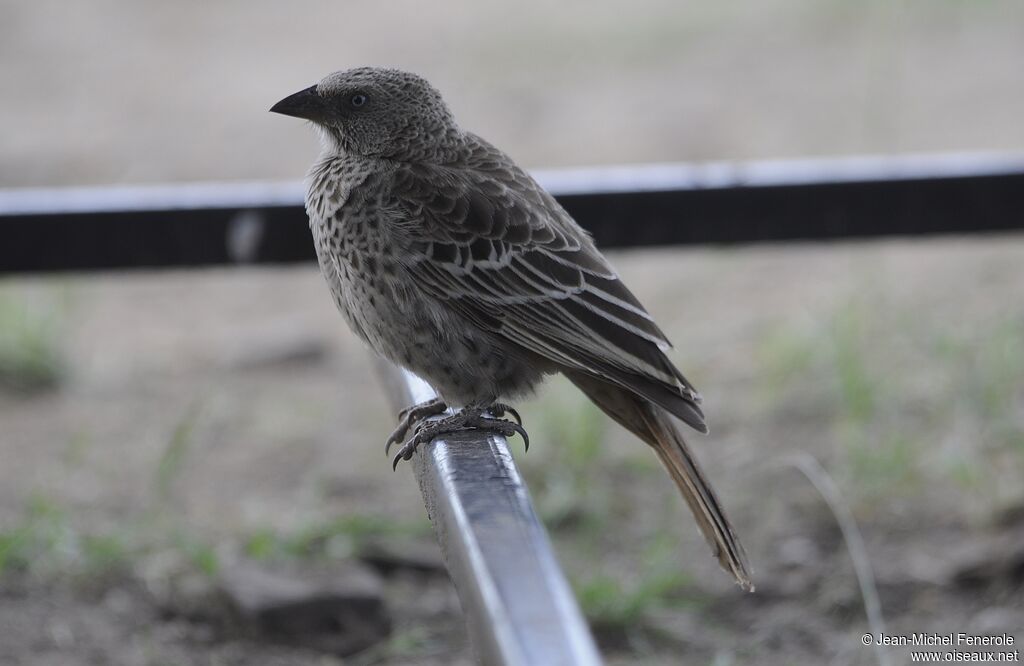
[[382, 137, 706, 432]]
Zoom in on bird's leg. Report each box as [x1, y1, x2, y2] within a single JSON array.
[[392, 402, 529, 469], [385, 397, 449, 456]]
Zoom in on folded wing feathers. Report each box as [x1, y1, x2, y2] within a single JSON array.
[[391, 155, 701, 418]]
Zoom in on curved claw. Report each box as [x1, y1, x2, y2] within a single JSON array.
[[506, 420, 529, 451], [384, 431, 403, 457], [504, 406, 523, 426], [488, 403, 522, 426], [482, 415, 529, 452], [385, 398, 448, 457], [391, 434, 420, 470]]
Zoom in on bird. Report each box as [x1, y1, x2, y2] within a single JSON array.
[[270, 67, 752, 590]]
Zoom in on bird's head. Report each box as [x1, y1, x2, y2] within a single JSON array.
[[270, 67, 461, 160]]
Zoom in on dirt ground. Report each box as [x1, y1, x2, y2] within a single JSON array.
[[2, 1, 1024, 665]]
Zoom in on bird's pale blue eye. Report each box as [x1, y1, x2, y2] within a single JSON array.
[[350, 94, 368, 108]]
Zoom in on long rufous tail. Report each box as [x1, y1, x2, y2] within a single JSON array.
[[566, 371, 754, 591]]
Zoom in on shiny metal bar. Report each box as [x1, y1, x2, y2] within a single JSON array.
[[376, 361, 603, 666]]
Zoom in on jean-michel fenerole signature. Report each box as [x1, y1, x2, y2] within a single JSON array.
[[866, 633, 1015, 647]]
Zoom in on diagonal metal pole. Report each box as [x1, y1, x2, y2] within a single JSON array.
[[375, 360, 603, 666]]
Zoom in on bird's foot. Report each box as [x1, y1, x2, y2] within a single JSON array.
[[385, 397, 449, 456], [392, 404, 529, 470]]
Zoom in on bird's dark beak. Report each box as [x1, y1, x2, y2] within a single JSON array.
[[270, 85, 327, 121]]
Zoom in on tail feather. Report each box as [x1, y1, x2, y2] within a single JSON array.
[[565, 371, 754, 591]]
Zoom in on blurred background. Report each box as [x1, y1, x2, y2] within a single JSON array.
[[2, 1, 1023, 664]]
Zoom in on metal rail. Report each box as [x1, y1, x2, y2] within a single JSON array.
[[2, 152, 1024, 274], [376, 361, 603, 666]]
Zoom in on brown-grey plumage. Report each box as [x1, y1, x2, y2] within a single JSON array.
[[271, 67, 752, 590]]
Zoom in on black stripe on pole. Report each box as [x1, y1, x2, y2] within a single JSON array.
[[2, 159, 1023, 274]]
